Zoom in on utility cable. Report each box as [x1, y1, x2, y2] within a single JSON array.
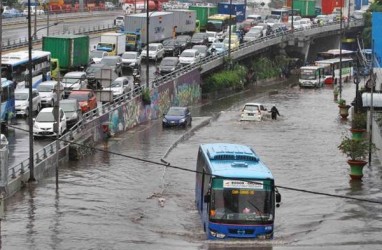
[[5, 124, 382, 205]]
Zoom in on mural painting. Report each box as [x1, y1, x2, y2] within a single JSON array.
[[99, 69, 202, 139]]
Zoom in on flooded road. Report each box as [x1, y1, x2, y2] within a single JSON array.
[[3, 76, 382, 249]]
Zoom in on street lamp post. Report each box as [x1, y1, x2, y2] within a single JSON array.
[[146, 2, 150, 89], [28, 0, 36, 182], [339, 6, 343, 100], [228, 0, 232, 58], [27, 9, 61, 182], [1, 2, 3, 135], [291, 0, 294, 32]]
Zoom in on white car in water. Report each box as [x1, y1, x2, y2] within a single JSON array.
[[240, 103, 269, 121], [33, 107, 67, 137]]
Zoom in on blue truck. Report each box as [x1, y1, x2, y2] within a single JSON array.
[[217, 2, 246, 23]]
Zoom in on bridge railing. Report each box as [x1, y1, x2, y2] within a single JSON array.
[[2, 24, 116, 51], [8, 86, 139, 180]]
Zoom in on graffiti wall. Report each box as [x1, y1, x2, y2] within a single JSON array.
[[99, 69, 201, 136]]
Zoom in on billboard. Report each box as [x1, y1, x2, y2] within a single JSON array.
[[372, 12, 382, 67]]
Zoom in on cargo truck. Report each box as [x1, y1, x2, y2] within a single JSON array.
[[123, 12, 174, 52], [95, 33, 126, 56], [217, 2, 246, 23], [42, 34, 89, 75], [290, 0, 316, 18], [167, 9, 197, 35], [188, 5, 218, 31]]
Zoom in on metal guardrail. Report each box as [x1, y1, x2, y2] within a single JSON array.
[[8, 86, 139, 179], [7, 19, 365, 180], [2, 24, 116, 51]]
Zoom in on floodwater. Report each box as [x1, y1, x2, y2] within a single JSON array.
[[2, 76, 382, 249]]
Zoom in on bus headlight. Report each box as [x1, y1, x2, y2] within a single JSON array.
[[210, 230, 225, 239]]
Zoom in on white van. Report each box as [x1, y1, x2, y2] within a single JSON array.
[[15, 88, 41, 117]]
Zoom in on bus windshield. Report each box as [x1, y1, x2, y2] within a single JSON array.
[[300, 69, 317, 80], [206, 21, 223, 31], [210, 178, 274, 223]]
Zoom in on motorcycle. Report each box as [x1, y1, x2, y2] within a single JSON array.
[[133, 69, 142, 95]]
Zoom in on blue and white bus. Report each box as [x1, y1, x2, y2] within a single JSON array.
[[1, 50, 51, 89], [195, 143, 281, 240], [1, 78, 16, 126]]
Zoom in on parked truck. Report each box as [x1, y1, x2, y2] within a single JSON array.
[[188, 5, 218, 31], [123, 12, 174, 52], [167, 9, 197, 35], [42, 34, 89, 76], [293, 0, 316, 18], [217, 2, 246, 23], [95, 33, 126, 56]]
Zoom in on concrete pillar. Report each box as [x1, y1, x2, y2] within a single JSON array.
[[0, 144, 9, 189]]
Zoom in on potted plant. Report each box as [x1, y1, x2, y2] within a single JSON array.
[[141, 87, 151, 105], [338, 99, 350, 119], [350, 112, 367, 140], [338, 136, 376, 180]]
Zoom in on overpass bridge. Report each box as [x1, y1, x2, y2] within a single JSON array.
[[2, 19, 365, 197]]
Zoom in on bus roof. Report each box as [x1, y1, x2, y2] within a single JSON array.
[[315, 58, 353, 64], [200, 143, 274, 180], [1, 50, 51, 65], [318, 49, 355, 57], [300, 65, 328, 70]]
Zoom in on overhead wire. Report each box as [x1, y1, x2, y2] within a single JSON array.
[[5, 124, 382, 205]]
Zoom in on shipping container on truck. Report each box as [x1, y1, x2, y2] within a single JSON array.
[[167, 9, 197, 35], [321, 0, 344, 15], [217, 2, 246, 23], [188, 5, 218, 31], [293, 0, 316, 18], [124, 12, 174, 48], [42, 34, 89, 73], [96, 33, 126, 56]]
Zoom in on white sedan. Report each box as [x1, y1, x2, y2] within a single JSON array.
[[33, 107, 67, 137], [179, 49, 201, 65], [240, 103, 269, 121], [103, 77, 133, 98]]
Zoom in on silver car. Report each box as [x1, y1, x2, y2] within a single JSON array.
[[121, 52, 141, 69], [61, 71, 88, 97]]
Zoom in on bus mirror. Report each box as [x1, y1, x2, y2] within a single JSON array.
[[204, 194, 211, 203], [276, 192, 281, 207]]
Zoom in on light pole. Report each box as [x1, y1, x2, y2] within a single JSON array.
[[145, 4, 157, 89], [228, 0, 232, 58], [27, 10, 61, 182], [339, 5, 343, 100], [28, 0, 36, 182], [34, 21, 63, 39], [291, 0, 294, 32], [146, 1, 150, 89], [0, 2, 3, 136]]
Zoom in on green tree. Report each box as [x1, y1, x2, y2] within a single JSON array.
[[362, 1, 382, 48]]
